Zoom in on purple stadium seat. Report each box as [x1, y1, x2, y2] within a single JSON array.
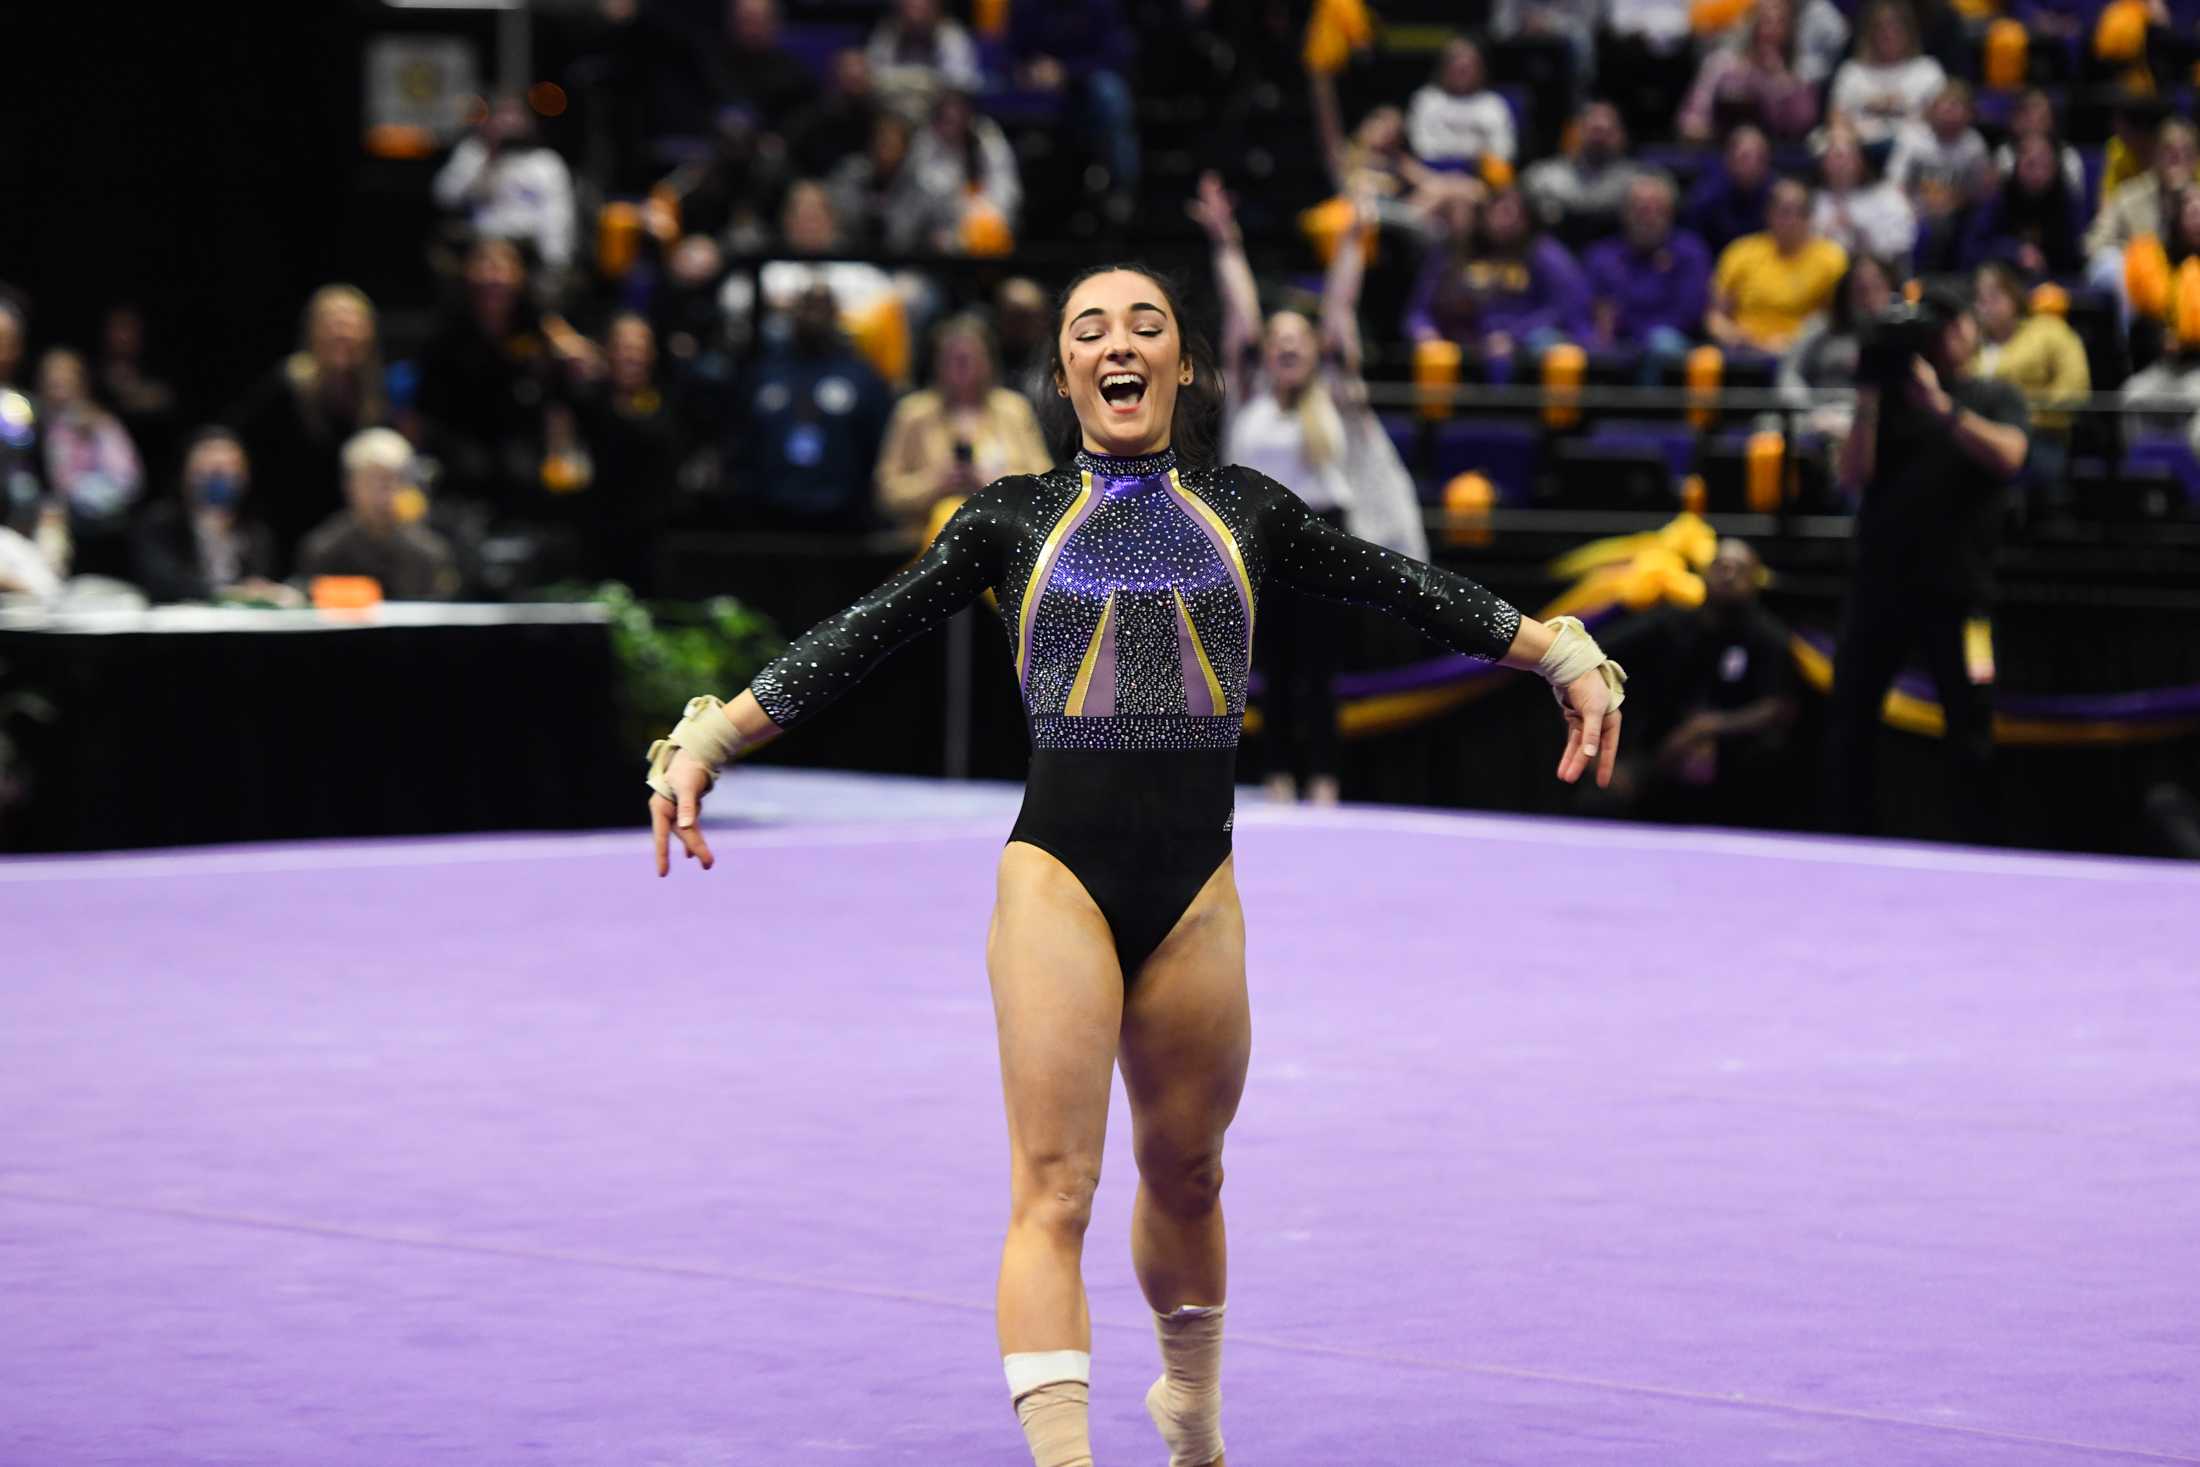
[[1431, 419, 1541, 504]]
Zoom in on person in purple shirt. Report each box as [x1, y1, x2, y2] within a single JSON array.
[[1009, 0, 1141, 210], [1685, 124, 1775, 253], [1407, 186, 1589, 382], [1585, 171, 1712, 382]]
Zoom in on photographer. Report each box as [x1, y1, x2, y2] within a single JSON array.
[[1825, 284, 2029, 842]]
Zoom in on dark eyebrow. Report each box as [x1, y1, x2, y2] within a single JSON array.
[[1068, 303, 1170, 326]]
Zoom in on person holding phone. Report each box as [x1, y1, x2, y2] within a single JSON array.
[[875, 314, 1050, 528]]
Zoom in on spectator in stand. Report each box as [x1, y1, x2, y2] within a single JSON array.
[[1490, 0, 1599, 99], [714, 0, 820, 130], [664, 106, 788, 257], [132, 427, 296, 606], [904, 88, 1022, 253], [789, 50, 881, 178], [0, 297, 25, 392], [414, 237, 568, 518], [1991, 89, 2085, 201], [1967, 131, 2086, 278], [1829, 0, 1946, 147], [2087, 119, 2200, 304], [866, 0, 982, 121], [1599, 538, 1800, 826], [227, 284, 387, 570], [1407, 186, 1589, 382], [730, 283, 891, 530], [94, 306, 179, 484], [1584, 171, 1713, 383], [718, 186, 919, 355], [2098, 93, 2177, 205], [1678, 0, 1821, 144], [35, 349, 142, 552], [1407, 38, 1515, 169], [297, 429, 460, 601], [432, 95, 578, 275], [1687, 125, 1776, 253], [1523, 102, 1640, 238], [2119, 323, 2200, 447], [1889, 82, 1992, 271], [1195, 175, 1431, 804], [571, 313, 681, 593], [1973, 261, 2089, 499], [2124, 186, 2200, 364], [1815, 124, 1918, 267], [874, 315, 1049, 529], [1779, 253, 1898, 482], [1710, 179, 1849, 356], [1694, 0, 1851, 84], [992, 276, 1054, 413], [829, 114, 923, 254], [1604, 0, 1698, 129], [1009, 0, 1141, 210]]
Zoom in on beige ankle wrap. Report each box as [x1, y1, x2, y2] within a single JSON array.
[[1005, 1350, 1092, 1467], [1146, 1303, 1225, 1466]]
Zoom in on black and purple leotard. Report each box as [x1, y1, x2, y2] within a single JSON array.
[[749, 446, 1524, 975]]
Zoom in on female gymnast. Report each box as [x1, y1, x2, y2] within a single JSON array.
[[644, 263, 1626, 1467]]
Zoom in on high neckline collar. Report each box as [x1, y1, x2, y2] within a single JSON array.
[[1075, 446, 1178, 479]]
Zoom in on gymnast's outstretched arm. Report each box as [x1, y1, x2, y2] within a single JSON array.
[[649, 485, 1013, 874], [1247, 470, 1625, 785]]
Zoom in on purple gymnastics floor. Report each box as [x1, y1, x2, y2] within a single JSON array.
[[4, 770, 2198, 1466]]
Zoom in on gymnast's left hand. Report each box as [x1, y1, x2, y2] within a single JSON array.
[[1556, 671, 1622, 789], [649, 747, 716, 877]]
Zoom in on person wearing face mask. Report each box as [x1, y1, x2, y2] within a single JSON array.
[[640, 257, 1626, 1467], [131, 427, 295, 606], [1194, 173, 1429, 805]]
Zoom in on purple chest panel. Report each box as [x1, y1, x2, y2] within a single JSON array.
[[1018, 463, 1253, 747]]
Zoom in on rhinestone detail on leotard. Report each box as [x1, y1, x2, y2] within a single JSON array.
[[745, 455, 1522, 749]]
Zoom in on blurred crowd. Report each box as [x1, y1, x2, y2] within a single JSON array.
[[4, 0, 2200, 609]]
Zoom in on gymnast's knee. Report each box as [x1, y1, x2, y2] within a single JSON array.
[[1012, 1151, 1102, 1240], [1138, 1146, 1225, 1220]]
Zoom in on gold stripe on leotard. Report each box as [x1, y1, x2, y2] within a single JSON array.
[[1173, 588, 1227, 715], [1065, 590, 1116, 716], [1016, 473, 1095, 686], [1165, 469, 1255, 650]]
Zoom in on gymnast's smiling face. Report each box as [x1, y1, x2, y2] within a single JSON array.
[[1055, 270, 1192, 459]]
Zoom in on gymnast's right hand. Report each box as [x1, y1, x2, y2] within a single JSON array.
[[649, 747, 716, 877]]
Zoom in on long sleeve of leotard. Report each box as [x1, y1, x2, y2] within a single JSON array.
[[747, 482, 1014, 731], [1246, 468, 1523, 661]]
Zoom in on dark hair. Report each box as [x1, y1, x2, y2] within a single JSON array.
[[1831, 254, 1896, 331], [1975, 260, 2030, 315], [1038, 261, 1225, 470]]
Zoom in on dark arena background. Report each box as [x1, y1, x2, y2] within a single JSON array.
[[2, 3, 2196, 1464]]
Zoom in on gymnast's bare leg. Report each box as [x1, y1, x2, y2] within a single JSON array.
[[989, 841, 1123, 1466], [1121, 856, 1250, 1467]]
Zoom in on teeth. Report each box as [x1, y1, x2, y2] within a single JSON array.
[[1101, 373, 1144, 388]]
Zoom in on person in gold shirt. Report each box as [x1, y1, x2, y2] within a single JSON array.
[[873, 314, 1051, 528], [1707, 179, 1849, 355], [1973, 262, 2089, 510]]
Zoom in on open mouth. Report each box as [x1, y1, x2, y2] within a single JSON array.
[[1099, 371, 1147, 412]]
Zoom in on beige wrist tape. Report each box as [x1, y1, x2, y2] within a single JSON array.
[[643, 695, 747, 801], [1536, 616, 1628, 713]]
